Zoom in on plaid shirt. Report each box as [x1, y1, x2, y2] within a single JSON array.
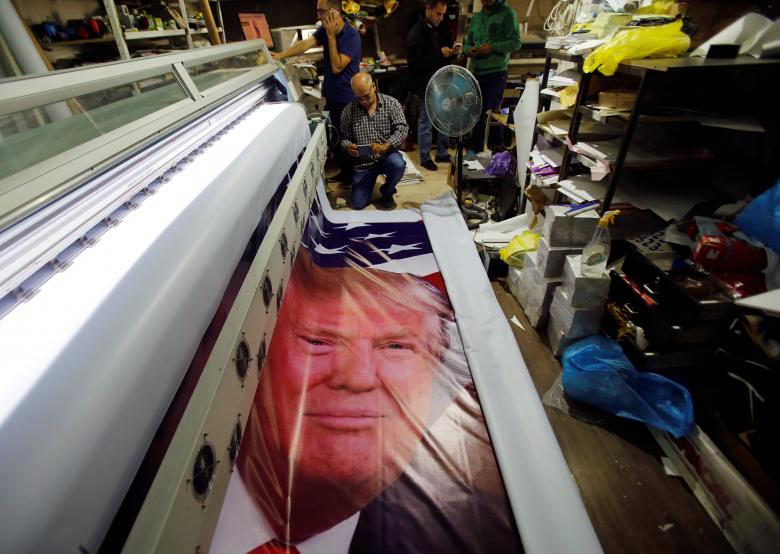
[[340, 92, 409, 172]]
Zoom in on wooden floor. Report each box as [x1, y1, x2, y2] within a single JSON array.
[[330, 146, 734, 553], [493, 283, 733, 554]]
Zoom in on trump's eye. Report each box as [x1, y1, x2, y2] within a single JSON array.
[[297, 335, 335, 353], [381, 341, 415, 352]]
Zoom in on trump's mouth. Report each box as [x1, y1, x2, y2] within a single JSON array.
[[305, 411, 385, 431]]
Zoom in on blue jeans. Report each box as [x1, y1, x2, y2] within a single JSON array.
[[418, 97, 449, 163], [470, 71, 507, 153], [351, 151, 406, 209]]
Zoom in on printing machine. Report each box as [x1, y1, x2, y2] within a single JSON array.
[[0, 40, 602, 554], [0, 40, 326, 552]]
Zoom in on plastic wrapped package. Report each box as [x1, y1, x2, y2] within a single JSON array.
[[536, 236, 582, 278], [524, 302, 547, 329], [562, 255, 610, 308], [523, 250, 538, 272], [583, 20, 691, 77], [521, 264, 562, 308], [541, 205, 600, 248], [507, 267, 529, 307], [547, 320, 580, 358], [549, 287, 604, 339]]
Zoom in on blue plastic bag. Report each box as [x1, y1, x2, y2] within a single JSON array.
[[735, 179, 780, 253], [561, 336, 694, 438]]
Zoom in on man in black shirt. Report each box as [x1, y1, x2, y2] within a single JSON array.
[[407, 0, 461, 171]]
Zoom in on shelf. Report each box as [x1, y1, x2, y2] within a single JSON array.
[[49, 37, 117, 46], [545, 50, 780, 77], [618, 55, 780, 76], [489, 112, 514, 131], [509, 58, 547, 66], [568, 130, 714, 171], [536, 125, 566, 146], [556, 175, 604, 203], [544, 49, 584, 64], [191, 28, 222, 35], [124, 29, 186, 41]]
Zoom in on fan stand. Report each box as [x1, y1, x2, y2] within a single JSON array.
[[456, 137, 464, 205], [454, 136, 489, 229]]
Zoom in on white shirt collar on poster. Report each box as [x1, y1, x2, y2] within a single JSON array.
[[209, 472, 360, 554]]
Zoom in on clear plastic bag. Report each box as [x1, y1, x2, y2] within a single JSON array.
[[561, 336, 694, 437], [584, 20, 691, 76]]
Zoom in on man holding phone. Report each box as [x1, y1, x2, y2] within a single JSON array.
[[407, 0, 461, 171], [464, 0, 521, 154], [273, 0, 361, 182], [340, 73, 409, 210]]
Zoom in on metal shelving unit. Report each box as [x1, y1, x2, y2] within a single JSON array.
[[534, 50, 780, 214]]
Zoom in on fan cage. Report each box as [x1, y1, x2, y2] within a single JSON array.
[[424, 65, 483, 138]]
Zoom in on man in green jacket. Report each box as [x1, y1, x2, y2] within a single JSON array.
[[464, 0, 521, 153]]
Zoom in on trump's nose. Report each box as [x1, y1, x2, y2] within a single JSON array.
[[327, 340, 380, 392]]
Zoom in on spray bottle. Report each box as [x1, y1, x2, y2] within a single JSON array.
[[582, 210, 620, 277]]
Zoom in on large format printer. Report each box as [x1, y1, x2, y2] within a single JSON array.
[[0, 41, 600, 553]]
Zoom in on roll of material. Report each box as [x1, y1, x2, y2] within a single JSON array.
[[0, 102, 310, 552], [421, 194, 602, 554]]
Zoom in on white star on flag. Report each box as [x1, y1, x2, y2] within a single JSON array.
[[334, 222, 371, 231], [381, 243, 422, 255], [313, 242, 347, 255], [357, 232, 396, 240]]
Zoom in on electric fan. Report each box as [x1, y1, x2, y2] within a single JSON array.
[[425, 65, 482, 210]]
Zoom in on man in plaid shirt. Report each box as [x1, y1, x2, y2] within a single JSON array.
[[340, 73, 409, 210]]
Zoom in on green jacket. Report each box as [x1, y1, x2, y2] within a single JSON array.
[[464, 0, 521, 75]]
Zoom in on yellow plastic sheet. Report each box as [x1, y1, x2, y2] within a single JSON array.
[[584, 20, 691, 76], [637, 1, 678, 15], [559, 84, 579, 108], [499, 230, 539, 268]]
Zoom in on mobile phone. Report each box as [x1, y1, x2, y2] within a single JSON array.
[[357, 145, 373, 157]]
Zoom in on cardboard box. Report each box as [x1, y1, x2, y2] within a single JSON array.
[[547, 321, 580, 357], [562, 255, 610, 308], [507, 267, 529, 308], [536, 236, 582, 278], [541, 205, 600, 248], [549, 287, 604, 339]]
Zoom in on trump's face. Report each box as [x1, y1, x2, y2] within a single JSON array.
[[258, 276, 439, 494]]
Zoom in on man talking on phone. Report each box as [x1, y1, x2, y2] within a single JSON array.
[[407, 0, 461, 171], [340, 73, 409, 210], [273, 0, 361, 183]]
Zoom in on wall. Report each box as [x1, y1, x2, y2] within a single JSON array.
[[219, 0, 780, 57]]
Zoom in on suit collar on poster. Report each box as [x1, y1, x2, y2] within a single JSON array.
[[209, 472, 360, 554]]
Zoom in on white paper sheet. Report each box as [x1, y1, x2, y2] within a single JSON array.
[[691, 13, 772, 57]]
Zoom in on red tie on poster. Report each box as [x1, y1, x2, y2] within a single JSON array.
[[246, 540, 300, 554]]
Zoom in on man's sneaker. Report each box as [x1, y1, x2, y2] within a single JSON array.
[[435, 154, 450, 163], [420, 159, 438, 171], [376, 196, 396, 210]]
